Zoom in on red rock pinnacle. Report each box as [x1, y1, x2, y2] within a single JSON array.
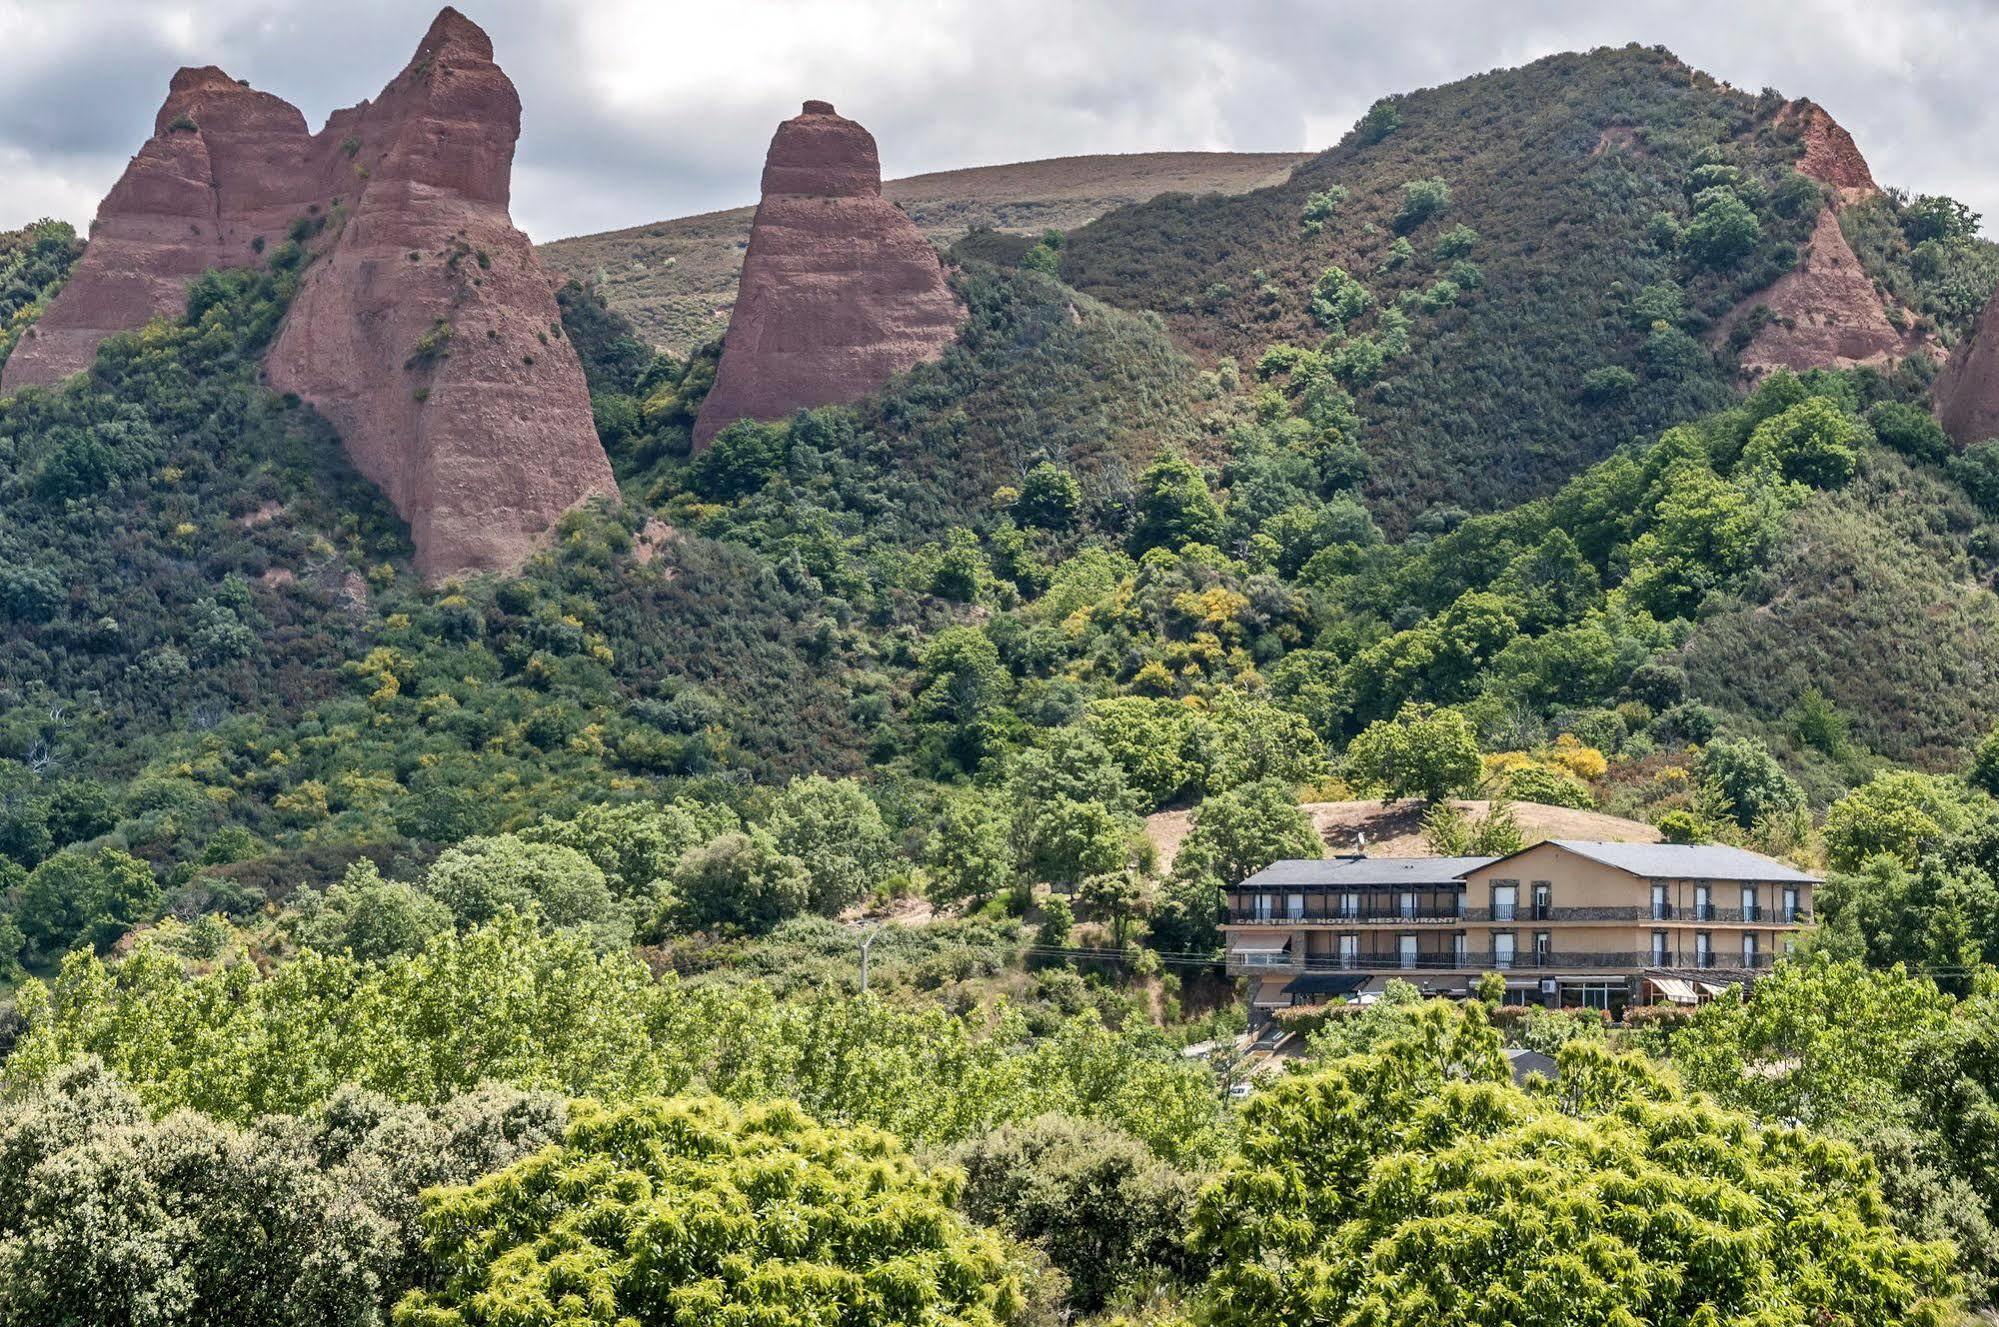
[[1726, 100, 1907, 377], [692, 101, 965, 448], [3, 7, 614, 580]]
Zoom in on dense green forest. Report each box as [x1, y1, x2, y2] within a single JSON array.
[[6, 41, 1999, 1326]]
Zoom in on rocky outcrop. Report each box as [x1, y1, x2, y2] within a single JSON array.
[[0, 68, 316, 388], [1727, 101, 1907, 376], [1728, 208, 1913, 374], [692, 101, 964, 448], [1779, 100, 1878, 202], [265, 9, 613, 578], [4, 8, 613, 579], [1934, 297, 1999, 443]]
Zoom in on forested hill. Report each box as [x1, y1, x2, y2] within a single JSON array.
[[1051, 45, 1996, 529]]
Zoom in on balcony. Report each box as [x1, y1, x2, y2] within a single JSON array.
[[1237, 949, 1783, 974]]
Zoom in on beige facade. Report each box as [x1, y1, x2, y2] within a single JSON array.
[[1223, 840, 1817, 1014]]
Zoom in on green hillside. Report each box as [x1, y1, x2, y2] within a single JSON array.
[[1058, 46, 1835, 527], [6, 42, 1999, 1324]]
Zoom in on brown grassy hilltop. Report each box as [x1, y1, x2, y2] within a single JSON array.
[[536, 150, 1307, 354], [1146, 800, 1660, 874]]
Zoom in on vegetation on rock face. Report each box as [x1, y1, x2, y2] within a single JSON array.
[[0, 220, 82, 372]]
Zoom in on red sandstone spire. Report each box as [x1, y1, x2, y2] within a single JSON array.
[[692, 101, 965, 447], [4, 8, 614, 579]]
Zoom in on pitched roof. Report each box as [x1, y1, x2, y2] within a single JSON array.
[[1241, 855, 1498, 888], [1476, 840, 1820, 883]]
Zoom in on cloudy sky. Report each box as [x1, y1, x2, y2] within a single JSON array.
[[4, 0, 1996, 242]]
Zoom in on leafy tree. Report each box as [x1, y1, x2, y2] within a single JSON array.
[[1970, 723, 1999, 798], [765, 774, 895, 915], [669, 829, 812, 933], [393, 1095, 1036, 1327], [0, 1058, 564, 1327], [1683, 186, 1763, 267], [1355, 98, 1401, 145], [1130, 451, 1224, 554], [913, 627, 1017, 774], [1012, 461, 1083, 530], [1905, 193, 1981, 245], [1078, 868, 1148, 948], [421, 834, 616, 932], [1308, 265, 1371, 330], [1739, 396, 1863, 488], [952, 1114, 1206, 1313], [1344, 703, 1482, 802], [1084, 696, 1203, 809], [1824, 771, 1982, 870], [1196, 691, 1329, 793], [926, 791, 1014, 908], [1696, 734, 1805, 829], [13, 846, 159, 957], [1432, 223, 1480, 260], [1033, 895, 1073, 948], [1393, 177, 1451, 232], [690, 418, 790, 499], [1870, 400, 1953, 464], [1172, 779, 1320, 892], [1192, 1001, 1960, 1327], [520, 800, 741, 901], [292, 861, 454, 961], [1019, 798, 1135, 887], [1951, 440, 1999, 514]]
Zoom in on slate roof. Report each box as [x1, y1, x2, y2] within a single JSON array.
[[1240, 856, 1497, 888], [1485, 840, 1821, 883]]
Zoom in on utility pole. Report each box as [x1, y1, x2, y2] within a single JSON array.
[[858, 925, 883, 996]]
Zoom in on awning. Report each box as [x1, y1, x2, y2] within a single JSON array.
[[1649, 977, 1701, 1005], [1228, 936, 1292, 955], [1698, 981, 1734, 998], [1281, 972, 1368, 999], [1250, 977, 1293, 1008]]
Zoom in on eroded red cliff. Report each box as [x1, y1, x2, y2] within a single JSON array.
[[692, 101, 965, 448], [4, 8, 613, 579], [1934, 298, 1999, 444], [1727, 100, 1908, 376]]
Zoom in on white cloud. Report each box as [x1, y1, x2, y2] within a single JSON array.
[[5, 0, 1999, 241]]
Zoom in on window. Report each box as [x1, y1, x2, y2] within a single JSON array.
[[1399, 934, 1419, 969], [1338, 891, 1360, 920], [1695, 931, 1712, 968], [1651, 883, 1670, 920], [1286, 892, 1305, 921], [1651, 930, 1669, 965], [1576, 982, 1615, 1011], [1492, 884, 1518, 922], [1399, 891, 1418, 919], [1743, 933, 1759, 967], [1252, 893, 1273, 921], [1494, 932, 1517, 969], [1694, 884, 1712, 921], [1533, 931, 1551, 965], [1532, 882, 1551, 920], [1782, 887, 1799, 922], [1339, 933, 1359, 968], [1453, 932, 1468, 966], [1740, 885, 1758, 923]]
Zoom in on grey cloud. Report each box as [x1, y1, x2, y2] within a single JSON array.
[[5, 0, 1998, 242]]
